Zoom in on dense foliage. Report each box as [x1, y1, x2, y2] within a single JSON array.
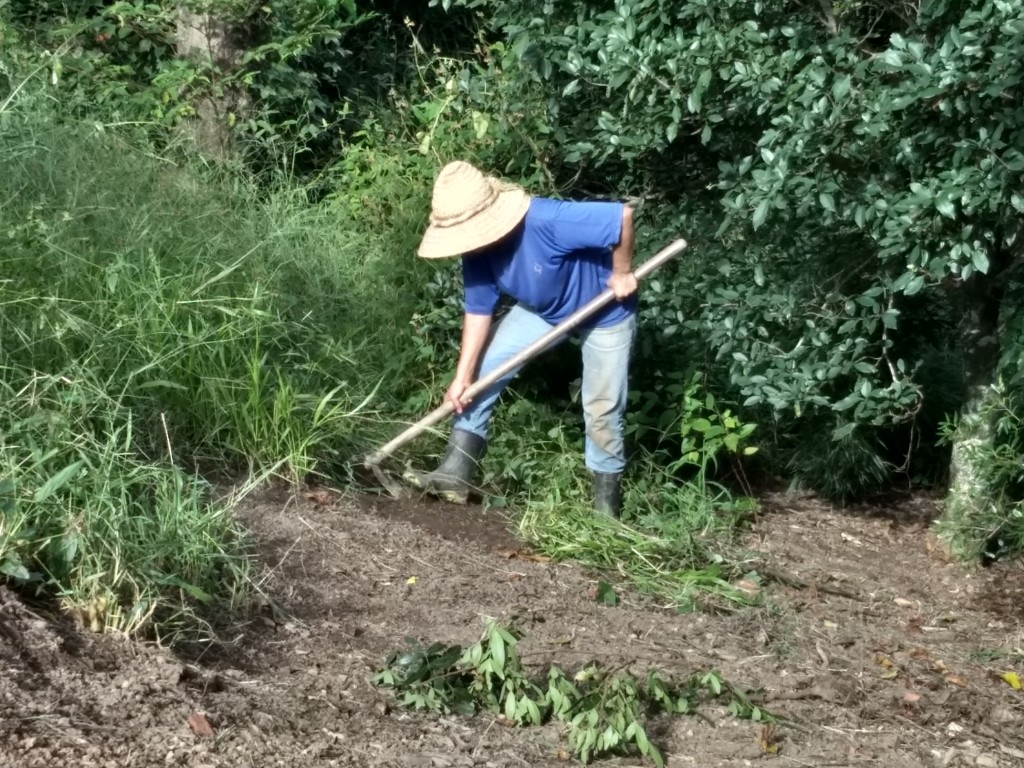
[[445, 0, 1024, 552]]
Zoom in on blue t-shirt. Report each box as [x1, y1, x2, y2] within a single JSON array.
[[462, 198, 636, 328]]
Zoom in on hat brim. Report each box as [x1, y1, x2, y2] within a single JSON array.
[[417, 186, 531, 259]]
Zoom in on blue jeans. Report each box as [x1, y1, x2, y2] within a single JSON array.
[[453, 304, 636, 474]]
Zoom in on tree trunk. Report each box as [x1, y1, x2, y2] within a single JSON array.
[[175, 8, 247, 159], [937, 266, 1006, 557]]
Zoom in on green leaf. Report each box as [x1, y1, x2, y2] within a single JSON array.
[[903, 275, 925, 296], [635, 725, 650, 753], [0, 557, 31, 582], [61, 532, 80, 565], [831, 74, 851, 101], [880, 49, 903, 68], [833, 393, 859, 411], [489, 626, 506, 673], [687, 88, 702, 113], [33, 461, 84, 503], [972, 249, 990, 274], [706, 673, 722, 695], [936, 199, 956, 218], [0, 478, 14, 515], [752, 200, 769, 230], [526, 697, 541, 724], [595, 580, 618, 605], [158, 573, 213, 603], [819, 192, 835, 212], [832, 422, 856, 441]]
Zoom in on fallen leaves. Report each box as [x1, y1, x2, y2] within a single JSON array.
[[877, 655, 900, 680], [931, 659, 967, 687], [878, 650, 979, 689], [734, 578, 761, 597], [1000, 671, 1022, 690], [758, 723, 781, 754], [496, 548, 551, 563], [304, 488, 336, 506], [901, 691, 922, 706], [187, 712, 215, 737], [945, 674, 968, 688]]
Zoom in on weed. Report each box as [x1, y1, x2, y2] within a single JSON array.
[[374, 619, 772, 766]]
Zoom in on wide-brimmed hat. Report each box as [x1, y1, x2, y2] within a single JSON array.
[[417, 161, 531, 259]]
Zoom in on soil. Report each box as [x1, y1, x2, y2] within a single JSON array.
[[2, 487, 1023, 768]]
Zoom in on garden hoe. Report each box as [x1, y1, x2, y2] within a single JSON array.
[[364, 238, 689, 499]]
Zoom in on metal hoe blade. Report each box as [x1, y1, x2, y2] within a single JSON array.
[[367, 459, 410, 500]]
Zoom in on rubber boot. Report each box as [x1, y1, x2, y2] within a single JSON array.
[[593, 472, 622, 520], [403, 429, 487, 504]]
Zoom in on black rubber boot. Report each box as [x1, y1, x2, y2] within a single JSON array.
[[403, 429, 487, 504], [593, 472, 622, 520]]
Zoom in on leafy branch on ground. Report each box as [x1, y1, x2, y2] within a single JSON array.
[[373, 619, 771, 766]]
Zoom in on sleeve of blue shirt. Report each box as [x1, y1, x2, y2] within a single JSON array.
[[462, 254, 499, 316], [534, 200, 624, 256]]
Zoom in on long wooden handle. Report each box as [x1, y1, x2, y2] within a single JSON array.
[[365, 238, 688, 465]]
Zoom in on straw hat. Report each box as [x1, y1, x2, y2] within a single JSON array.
[[417, 161, 531, 259]]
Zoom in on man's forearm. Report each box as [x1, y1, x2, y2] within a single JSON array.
[[454, 312, 493, 383], [611, 205, 635, 274]]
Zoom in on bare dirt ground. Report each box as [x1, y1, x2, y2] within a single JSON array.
[[2, 488, 1023, 768]]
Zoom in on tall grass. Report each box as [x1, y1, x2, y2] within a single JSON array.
[[0, 80, 422, 635], [0, 374, 251, 637]]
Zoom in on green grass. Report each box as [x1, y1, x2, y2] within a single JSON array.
[[0, 81, 429, 636], [0, 373, 252, 638], [481, 400, 758, 611], [517, 479, 757, 612]]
